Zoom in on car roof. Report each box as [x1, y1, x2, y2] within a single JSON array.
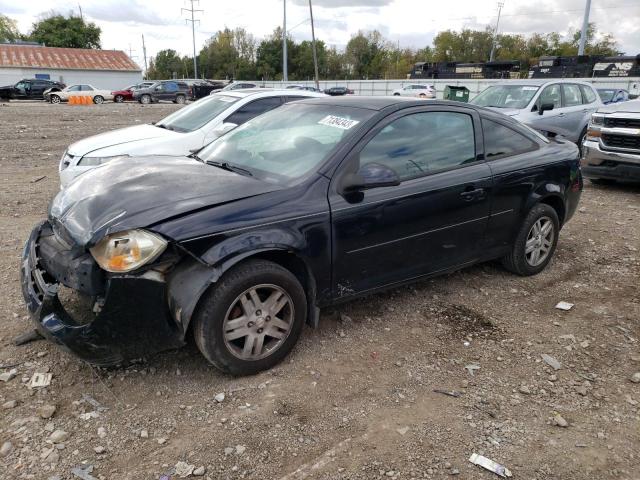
[[217, 89, 325, 99], [490, 79, 596, 87], [295, 96, 481, 111]]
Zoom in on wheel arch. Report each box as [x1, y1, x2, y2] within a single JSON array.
[[167, 247, 320, 338]]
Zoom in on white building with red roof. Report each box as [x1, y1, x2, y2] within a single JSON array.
[[0, 43, 143, 90]]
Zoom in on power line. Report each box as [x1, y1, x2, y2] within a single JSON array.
[[182, 0, 203, 79], [489, 2, 504, 62]]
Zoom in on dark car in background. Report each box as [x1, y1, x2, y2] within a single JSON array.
[[133, 80, 190, 104], [21, 97, 581, 375], [324, 86, 354, 96], [112, 82, 154, 103], [0, 78, 65, 100], [597, 88, 630, 104]]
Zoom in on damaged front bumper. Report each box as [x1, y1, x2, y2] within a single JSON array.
[[20, 221, 185, 366]]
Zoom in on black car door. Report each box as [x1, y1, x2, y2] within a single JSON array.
[[224, 97, 284, 126], [329, 106, 492, 296]]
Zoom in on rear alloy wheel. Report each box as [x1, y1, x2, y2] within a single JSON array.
[[50, 95, 61, 104], [140, 94, 151, 104], [114, 95, 124, 103], [93, 95, 104, 104], [578, 126, 588, 158], [419, 93, 427, 98], [193, 259, 307, 375], [502, 203, 559, 276], [175, 95, 186, 104]]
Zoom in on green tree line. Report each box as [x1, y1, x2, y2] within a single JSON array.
[[1, 12, 100, 49], [1, 12, 621, 80]]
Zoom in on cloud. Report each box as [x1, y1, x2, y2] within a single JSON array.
[[84, 2, 176, 27], [291, 0, 392, 7]]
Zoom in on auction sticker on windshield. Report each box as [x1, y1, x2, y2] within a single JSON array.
[[318, 115, 360, 130]]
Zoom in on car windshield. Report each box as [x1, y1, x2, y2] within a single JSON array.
[[471, 85, 540, 109], [198, 103, 374, 185], [597, 89, 615, 102], [155, 94, 240, 133]]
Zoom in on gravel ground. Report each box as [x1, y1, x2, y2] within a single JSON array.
[[0, 102, 639, 480]]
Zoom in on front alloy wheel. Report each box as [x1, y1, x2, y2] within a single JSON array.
[[193, 259, 307, 375], [50, 95, 61, 104], [140, 94, 151, 104], [223, 285, 294, 360]]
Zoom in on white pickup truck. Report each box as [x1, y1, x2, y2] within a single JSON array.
[[582, 100, 640, 183]]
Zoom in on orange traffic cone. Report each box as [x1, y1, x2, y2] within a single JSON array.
[[69, 96, 74, 105]]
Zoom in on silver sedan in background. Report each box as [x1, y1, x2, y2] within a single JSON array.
[[470, 80, 603, 148]]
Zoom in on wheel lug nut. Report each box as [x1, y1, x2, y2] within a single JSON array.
[[247, 321, 254, 327], [256, 310, 262, 316], [266, 316, 271, 321], [257, 328, 263, 334]]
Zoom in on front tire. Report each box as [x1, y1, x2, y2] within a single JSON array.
[[114, 95, 124, 103], [93, 95, 104, 104], [193, 259, 307, 376], [140, 94, 151, 104], [502, 204, 560, 276], [50, 95, 61, 104]]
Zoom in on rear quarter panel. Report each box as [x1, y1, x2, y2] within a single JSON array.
[[485, 138, 581, 253]]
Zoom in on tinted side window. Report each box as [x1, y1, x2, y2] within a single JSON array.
[[285, 96, 309, 103], [562, 84, 582, 107], [165, 82, 178, 92], [482, 118, 537, 159], [80, 85, 94, 91], [225, 97, 283, 125], [538, 84, 561, 109], [359, 111, 476, 181], [579, 85, 597, 104]]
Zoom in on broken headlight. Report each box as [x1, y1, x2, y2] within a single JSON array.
[[78, 155, 128, 167], [90, 229, 167, 273]]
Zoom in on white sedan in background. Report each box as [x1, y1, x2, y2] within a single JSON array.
[[46, 84, 115, 104], [392, 83, 436, 99], [59, 88, 326, 187]]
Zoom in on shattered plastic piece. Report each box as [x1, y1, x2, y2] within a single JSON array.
[[71, 465, 98, 480], [175, 461, 195, 478], [555, 301, 574, 311], [464, 364, 480, 375], [29, 372, 52, 388], [214, 392, 225, 403], [433, 389, 462, 398], [469, 453, 512, 478], [541, 354, 562, 370], [0, 368, 18, 382]]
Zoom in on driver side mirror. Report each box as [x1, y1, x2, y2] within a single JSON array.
[[538, 103, 555, 115], [340, 162, 400, 195]]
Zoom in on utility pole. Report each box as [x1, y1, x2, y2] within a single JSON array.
[[309, 0, 319, 89], [578, 0, 592, 56], [78, 4, 83, 21], [182, 0, 203, 78], [141, 34, 148, 77], [489, 2, 504, 62], [283, 0, 288, 82]]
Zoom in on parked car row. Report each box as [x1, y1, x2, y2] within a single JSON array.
[[20, 82, 589, 376]]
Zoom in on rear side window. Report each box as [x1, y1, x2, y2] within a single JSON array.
[[359, 111, 476, 181], [482, 118, 538, 159], [579, 85, 597, 104], [285, 96, 309, 102], [562, 84, 582, 107], [165, 82, 178, 92]]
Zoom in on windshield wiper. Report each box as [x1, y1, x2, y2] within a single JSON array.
[[205, 160, 253, 177], [155, 123, 174, 131]]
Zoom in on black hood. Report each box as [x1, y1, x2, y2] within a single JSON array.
[[50, 156, 282, 246]]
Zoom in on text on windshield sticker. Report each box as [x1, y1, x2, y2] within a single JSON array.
[[318, 115, 360, 130]]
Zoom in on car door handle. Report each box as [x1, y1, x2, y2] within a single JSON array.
[[557, 112, 566, 117], [460, 188, 484, 201]]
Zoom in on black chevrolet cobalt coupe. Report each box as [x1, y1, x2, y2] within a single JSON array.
[[22, 97, 582, 375]]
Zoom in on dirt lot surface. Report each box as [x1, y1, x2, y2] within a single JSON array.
[[0, 102, 639, 480]]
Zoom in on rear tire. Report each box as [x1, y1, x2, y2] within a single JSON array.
[[502, 203, 560, 276], [175, 95, 186, 104], [193, 259, 307, 376], [578, 126, 587, 158], [93, 95, 104, 104]]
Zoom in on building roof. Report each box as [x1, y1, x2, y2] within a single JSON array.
[[0, 45, 141, 72]]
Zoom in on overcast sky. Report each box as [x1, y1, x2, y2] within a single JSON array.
[[2, 0, 638, 67]]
